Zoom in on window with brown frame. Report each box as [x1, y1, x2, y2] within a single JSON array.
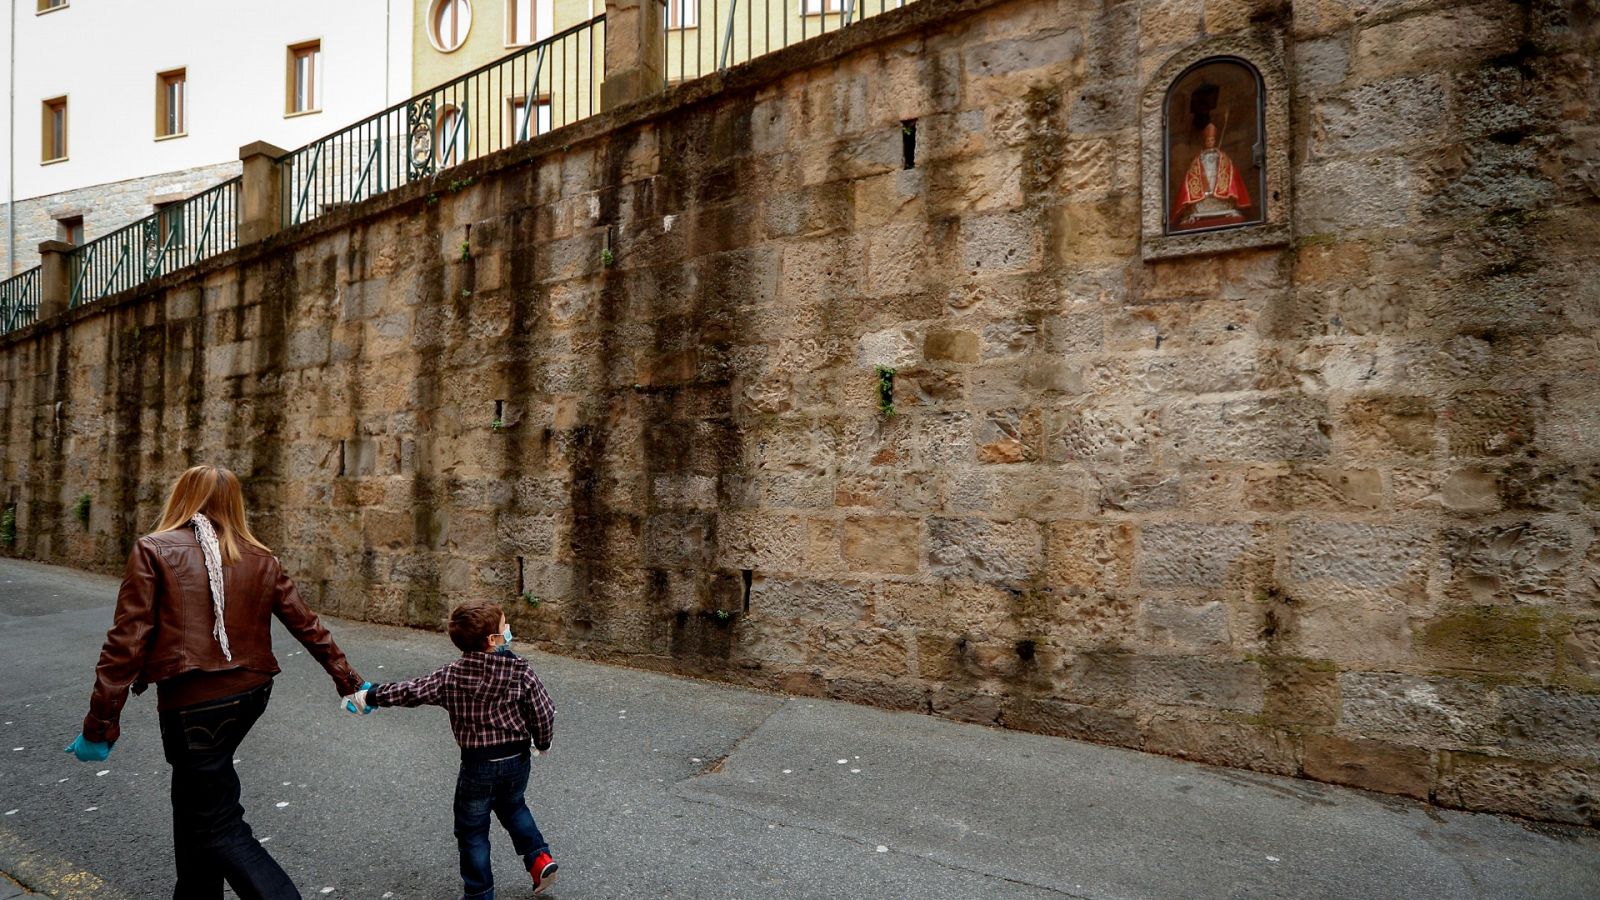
[[286, 41, 322, 114], [154, 201, 186, 249], [436, 106, 466, 165], [430, 0, 472, 52], [56, 215, 83, 245], [665, 0, 698, 29], [156, 69, 186, 137], [506, 0, 534, 44], [508, 95, 551, 142], [42, 97, 67, 162], [37, 0, 68, 12]]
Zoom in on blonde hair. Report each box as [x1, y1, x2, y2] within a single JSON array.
[[152, 465, 270, 565]]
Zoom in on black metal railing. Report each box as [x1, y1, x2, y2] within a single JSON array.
[[280, 15, 606, 228], [67, 176, 242, 308], [0, 266, 41, 334], [663, 0, 912, 85]]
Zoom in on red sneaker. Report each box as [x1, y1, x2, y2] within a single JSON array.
[[530, 850, 559, 894]]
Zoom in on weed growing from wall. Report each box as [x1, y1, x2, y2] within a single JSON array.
[[0, 505, 15, 545], [73, 493, 92, 529], [874, 366, 897, 419]]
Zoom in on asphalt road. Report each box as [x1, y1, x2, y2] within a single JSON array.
[[2, 557, 1598, 899]]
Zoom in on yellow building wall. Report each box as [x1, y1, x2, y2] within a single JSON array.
[[409, 0, 603, 164]]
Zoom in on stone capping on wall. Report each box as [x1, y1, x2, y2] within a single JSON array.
[[0, 0, 1006, 352], [1140, 32, 1292, 261]]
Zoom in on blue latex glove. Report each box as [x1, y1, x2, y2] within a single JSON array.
[[342, 681, 375, 715], [65, 734, 112, 762]]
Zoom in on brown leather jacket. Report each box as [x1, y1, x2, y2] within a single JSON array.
[[83, 527, 364, 744]]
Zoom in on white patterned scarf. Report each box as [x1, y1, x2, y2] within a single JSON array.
[[192, 513, 232, 661]]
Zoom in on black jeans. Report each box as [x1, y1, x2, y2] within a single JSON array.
[[455, 752, 548, 899], [158, 681, 300, 900]]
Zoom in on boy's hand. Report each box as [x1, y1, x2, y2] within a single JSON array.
[[65, 734, 112, 762], [341, 682, 375, 715]]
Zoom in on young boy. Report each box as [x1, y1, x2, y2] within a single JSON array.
[[344, 599, 558, 897]]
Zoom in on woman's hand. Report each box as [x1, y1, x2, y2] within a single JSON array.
[[65, 734, 113, 762]]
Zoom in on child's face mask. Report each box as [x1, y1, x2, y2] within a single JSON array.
[[495, 624, 514, 654]]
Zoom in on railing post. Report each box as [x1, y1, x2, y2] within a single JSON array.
[[238, 141, 288, 244], [602, 0, 665, 108], [37, 241, 72, 319]]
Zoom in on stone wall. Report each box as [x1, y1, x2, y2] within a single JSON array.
[[4, 160, 242, 275], [2, 0, 1598, 824]]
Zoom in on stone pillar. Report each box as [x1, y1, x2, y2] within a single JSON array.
[[602, 0, 665, 109], [37, 241, 73, 319], [238, 141, 288, 244]]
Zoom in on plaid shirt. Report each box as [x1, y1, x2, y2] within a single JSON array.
[[367, 650, 555, 753]]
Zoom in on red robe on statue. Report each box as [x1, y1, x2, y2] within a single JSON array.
[[1171, 148, 1252, 228]]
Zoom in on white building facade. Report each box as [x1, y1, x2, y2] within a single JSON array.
[[2, 0, 413, 274]]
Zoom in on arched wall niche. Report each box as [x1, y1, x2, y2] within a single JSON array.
[[1140, 34, 1291, 260]]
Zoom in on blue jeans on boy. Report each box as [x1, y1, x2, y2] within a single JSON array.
[[454, 751, 548, 899]]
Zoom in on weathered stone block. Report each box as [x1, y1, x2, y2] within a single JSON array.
[[1261, 657, 1341, 726], [1421, 606, 1558, 680], [1136, 522, 1254, 589], [1353, 2, 1522, 79], [1139, 657, 1264, 713], [1304, 734, 1434, 799], [1444, 390, 1537, 458], [1002, 696, 1140, 746], [959, 211, 1044, 278], [1096, 471, 1180, 512], [1296, 157, 1415, 232], [963, 29, 1081, 80], [1045, 521, 1134, 593], [1310, 75, 1449, 159], [1287, 523, 1431, 587], [924, 330, 980, 363], [1498, 687, 1600, 762], [926, 516, 1042, 583], [1143, 716, 1298, 776], [974, 408, 1042, 464], [1141, 598, 1231, 655], [931, 687, 1003, 725], [826, 675, 927, 712], [1244, 466, 1381, 511], [1439, 521, 1574, 605], [751, 579, 866, 623], [1339, 673, 1500, 746], [1436, 754, 1600, 827], [1049, 404, 1162, 465], [1166, 397, 1331, 463], [1293, 38, 1350, 95], [841, 515, 921, 575]]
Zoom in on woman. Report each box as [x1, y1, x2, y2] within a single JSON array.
[[66, 465, 366, 899]]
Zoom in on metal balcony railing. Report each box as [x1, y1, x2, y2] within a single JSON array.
[[280, 15, 606, 228], [1, 0, 917, 338], [67, 176, 242, 308], [0, 267, 41, 334], [663, 0, 913, 85]]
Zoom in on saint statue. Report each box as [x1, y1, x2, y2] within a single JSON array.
[[1171, 122, 1252, 229]]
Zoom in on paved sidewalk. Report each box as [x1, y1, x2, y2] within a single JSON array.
[[2, 556, 1598, 898]]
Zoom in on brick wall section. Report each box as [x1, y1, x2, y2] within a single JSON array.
[[2, 0, 1598, 824]]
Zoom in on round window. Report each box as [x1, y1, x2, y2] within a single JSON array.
[[429, 0, 473, 52]]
